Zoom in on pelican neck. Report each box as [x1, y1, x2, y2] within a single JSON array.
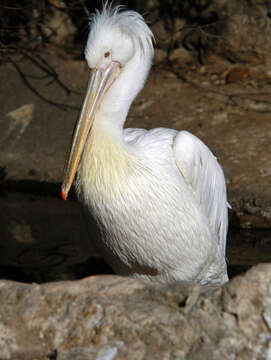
[[91, 109, 127, 144]]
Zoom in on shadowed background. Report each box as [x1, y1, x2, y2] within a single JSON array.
[[0, 0, 271, 283]]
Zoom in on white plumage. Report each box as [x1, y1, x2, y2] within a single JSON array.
[[62, 4, 229, 286]]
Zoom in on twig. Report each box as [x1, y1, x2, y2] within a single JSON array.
[[9, 57, 80, 111], [22, 51, 80, 96]]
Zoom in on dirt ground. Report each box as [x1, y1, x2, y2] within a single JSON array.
[[1, 49, 271, 206]]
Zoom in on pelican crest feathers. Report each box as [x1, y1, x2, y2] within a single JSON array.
[[85, 3, 154, 61]]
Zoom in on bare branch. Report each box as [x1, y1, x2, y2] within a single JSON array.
[[9, 57, 80, 111]]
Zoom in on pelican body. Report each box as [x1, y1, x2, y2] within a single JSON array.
[[62, 5, 229, 286]]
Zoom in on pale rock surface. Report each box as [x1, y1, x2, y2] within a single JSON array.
[[0, 264, 270, 360]]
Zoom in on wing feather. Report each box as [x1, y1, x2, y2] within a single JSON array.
[[173, 131, 228, 253], [124, 128, 148, 143]]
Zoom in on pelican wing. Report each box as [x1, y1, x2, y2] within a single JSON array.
[[172, 131, 228, 253], [124, 128, 148, 143]]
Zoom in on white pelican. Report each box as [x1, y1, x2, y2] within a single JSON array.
[[62, 4, 229, 286]]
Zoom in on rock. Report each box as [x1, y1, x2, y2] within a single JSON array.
[[0, 104, 35, 148], [0, 264, 270, 359], [169, 47, 193, 67], [226, 67, 249, 83], [151, 16, 186, 52], [180, 0, 271, 64], [153, 48, 167, 65], [42, 2, 77, 46]]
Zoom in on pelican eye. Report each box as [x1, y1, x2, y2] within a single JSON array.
[[104, 51, 110, 58]]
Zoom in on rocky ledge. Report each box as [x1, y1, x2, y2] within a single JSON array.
[[0, 263, 270, 360]]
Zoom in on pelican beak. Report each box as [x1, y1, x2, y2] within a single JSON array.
[[61, 58, 121, 200]]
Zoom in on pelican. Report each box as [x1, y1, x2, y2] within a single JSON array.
[[62, 4, 229, 286]]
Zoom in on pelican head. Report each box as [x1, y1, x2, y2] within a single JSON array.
[[62, 4, 154, 200]]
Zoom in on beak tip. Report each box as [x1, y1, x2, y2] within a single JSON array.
[[61, 190, 67, 201]]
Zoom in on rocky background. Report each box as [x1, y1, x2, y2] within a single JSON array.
[[0, 0, 271, 358]]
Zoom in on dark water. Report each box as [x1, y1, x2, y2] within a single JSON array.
[[1, 192, 270, 284], [0, 258, 114, 284], [1, 227, 270, 284]]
